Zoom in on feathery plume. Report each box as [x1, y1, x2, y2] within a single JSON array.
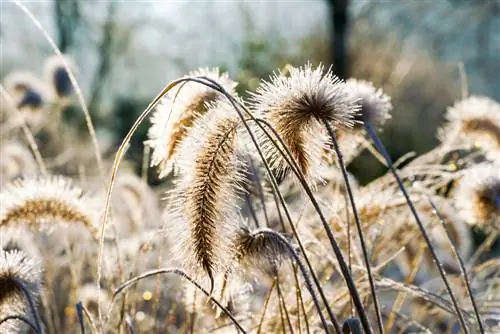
[[439, 96, 500, 161], [454, 164, 500, 231], [0, 142, 37, 186], [146, 68, 238, 178], [43, 54, 75, 99], [0, 176, 100, 239], [0, 249, 42, 333], [165, 103, 245, 289], [250, 63, 358, 181]]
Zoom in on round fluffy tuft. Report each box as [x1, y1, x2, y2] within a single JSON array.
[[250, 63, 358, 182]]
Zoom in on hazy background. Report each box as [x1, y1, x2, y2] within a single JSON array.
[[1, 0, 499, 182]]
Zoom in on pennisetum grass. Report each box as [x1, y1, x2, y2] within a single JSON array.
[[165, 102, 245, 294], [4, 35, 495, 331], [0, 176, 100, 239]]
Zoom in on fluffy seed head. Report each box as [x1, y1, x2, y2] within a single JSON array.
[[250, 63, 358, 181], [232, 226, 292, 277], [3, 71, 48, 128], [146, 67, 238, 178], [0, 176, 101, 239], [0, 249, 42, 333], [345, 78, 392, 129], [43, 54, 76, 98], [439, 96, 500, 161], [454, 164, 500, 230], [165, 103, 245, 282]]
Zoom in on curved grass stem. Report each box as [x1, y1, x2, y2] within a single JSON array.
[[112, 268, 247, 333], [365, 121, 470, 333]]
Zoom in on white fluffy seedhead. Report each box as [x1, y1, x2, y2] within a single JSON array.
[[164, 102, 247, 283], [454, 164, 500, 231], [250, 63, 359, 183], [439, 95, 500, 161], [146, 67, 238, 178], [345, 78, 392, 129], [0, 176, 101, 239]]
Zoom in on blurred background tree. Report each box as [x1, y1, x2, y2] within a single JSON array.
[[1, 0, 498, 181]]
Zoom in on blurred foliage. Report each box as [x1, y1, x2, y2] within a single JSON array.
[[221, 22, 459, 184]]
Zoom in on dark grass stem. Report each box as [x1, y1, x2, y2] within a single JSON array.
[[14, 278, 42, 333], [112, 268, 247, 333], [426, 197, 484, 333], [198, 75, 369, 333], [342, 318, 363, 334], [76, 302, 85, 334], [0, 315, 40, 333], [323, 120, 384, 334], [364, 121, 470, 333]]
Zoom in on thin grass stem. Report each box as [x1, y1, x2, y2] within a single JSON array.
[[365, 121, 470, 333], [112, 268, 247, 333], [427, 197, 484, 333], [323, 120, 384, 334]]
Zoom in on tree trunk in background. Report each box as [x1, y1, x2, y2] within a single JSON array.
[[53, 0, 80, 53], [328, 0, 349, 79]]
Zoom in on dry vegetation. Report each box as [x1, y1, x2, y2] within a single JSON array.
[[1, 9, 500, 334]]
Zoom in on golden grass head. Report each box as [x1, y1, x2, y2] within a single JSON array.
[[439, 95, 500, 161], [454, 164, 500, 230], [165, 102, 246, 285], [0, 141, 37, 186], [345, 78, 392, 130], [0, 176, 101, 239], [146, 67, 238, 178], [43, 54, 76, 99], [0, 249, 42, 333], [250, 63, 358, 181]]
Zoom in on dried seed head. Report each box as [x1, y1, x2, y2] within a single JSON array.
[[3, 71, 48, 128], [0, 249, 42, 333], [439, 96, 500, 161], [454, 164, 500, 230], [232, 226, 292, 278], [345, 78, 392, 129], [43, 54, 76, 98], [0, 176, 100, 239], [146, 68, 238, 178], [250, 63, 358, 181], [0, 142, 37, 186], [165, 103, 245, 283]]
